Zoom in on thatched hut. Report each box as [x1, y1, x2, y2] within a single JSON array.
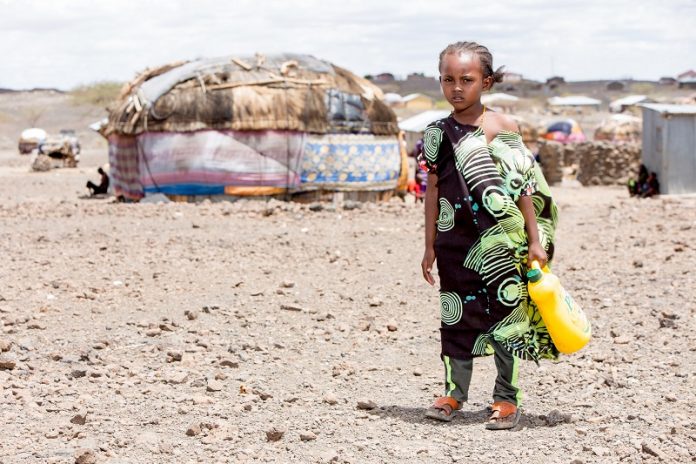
[[102, 53, 403, 201]]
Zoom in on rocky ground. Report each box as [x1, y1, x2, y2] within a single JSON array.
[[1, 148, 695, 464]]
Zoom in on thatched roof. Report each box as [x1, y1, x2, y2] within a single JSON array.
[[104, 53, 398, 137]]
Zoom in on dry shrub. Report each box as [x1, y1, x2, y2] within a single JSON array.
[[70, 81, 123, 107]]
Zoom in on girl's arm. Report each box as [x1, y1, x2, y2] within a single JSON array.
[[421, 172, 439, 285], [517, 195, 547, 268]]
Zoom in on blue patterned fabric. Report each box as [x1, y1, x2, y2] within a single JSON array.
[[300, 134, 400, 189]]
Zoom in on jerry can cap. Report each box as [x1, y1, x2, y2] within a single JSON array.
[[527, 268, 543, 282]]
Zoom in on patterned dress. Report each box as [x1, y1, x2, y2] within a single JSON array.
[[420, 115, 559, 361]]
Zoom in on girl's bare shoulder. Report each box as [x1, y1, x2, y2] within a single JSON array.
[[483, 112, 520, 140]]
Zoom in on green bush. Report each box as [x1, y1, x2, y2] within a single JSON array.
[[70, 81, 123, 106]]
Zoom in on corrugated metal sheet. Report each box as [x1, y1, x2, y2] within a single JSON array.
[[639, 103, 696, 115], [398, 110, 450, 132], [548, 96, 601, 106], [641, 105, 696, 194]]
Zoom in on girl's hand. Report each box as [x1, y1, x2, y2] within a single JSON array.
[[527, 241, 548, 269], [421, 248, 437, 286]]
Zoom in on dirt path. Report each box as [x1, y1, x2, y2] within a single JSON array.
[[0, 149, 694, 463]]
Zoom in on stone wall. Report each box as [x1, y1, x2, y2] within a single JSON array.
[[538, 140, 641, 186]]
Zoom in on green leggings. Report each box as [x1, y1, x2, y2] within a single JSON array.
[[442, 340, 521, 406]]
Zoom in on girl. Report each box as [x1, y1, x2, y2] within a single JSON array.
[[419, 42, 559, 429]]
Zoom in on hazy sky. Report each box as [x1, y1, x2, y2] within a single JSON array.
[[2, 0, 695, 90]]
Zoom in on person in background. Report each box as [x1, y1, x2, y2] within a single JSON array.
[[628, 164, 648, 196], [641, 171, 660, 198], [86, 167, 109, 196]]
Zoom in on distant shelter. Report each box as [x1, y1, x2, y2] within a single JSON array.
[[640, 104, 696, 194], [548, 95, 601, 113]]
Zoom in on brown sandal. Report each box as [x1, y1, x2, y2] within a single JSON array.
[[425, 397, 461, 422], [485, 401, 520, 430]]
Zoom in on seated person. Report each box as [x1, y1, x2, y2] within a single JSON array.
[[86, 167, 109, 195]]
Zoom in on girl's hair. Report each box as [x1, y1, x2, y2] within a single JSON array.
[[438, 42, 505, 84]]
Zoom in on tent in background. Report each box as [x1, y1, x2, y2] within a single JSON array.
[[542, 119, 586, 143]]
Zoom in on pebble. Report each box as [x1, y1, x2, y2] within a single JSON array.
[[300, 431, 317, 441], [206, 379, 223, 392], [219, 359, 239, 368], [0, 354, 17, 370], [184, 310, 198, 320], [70, 410, 89, 425], [74, 449, 97, 464], [323, 393, 338, 405], [165, 371, 189, 385], [0, 339, 12, 352], [145, 328, 161, 337], [266, 427, 285, 442], [356, 400, 377, 410], [186, 422, 201, 436], [641, 441, 663, 458]]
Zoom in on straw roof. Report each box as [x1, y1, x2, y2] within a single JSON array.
[[104, 53, 398, 137]]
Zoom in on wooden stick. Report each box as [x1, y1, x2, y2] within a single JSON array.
[[231, 57, 252, 71], [207, 77, 328, 91]]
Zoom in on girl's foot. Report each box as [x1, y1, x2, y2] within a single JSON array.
[[425, 397, 460, 422], [485, 401, 520, 430]]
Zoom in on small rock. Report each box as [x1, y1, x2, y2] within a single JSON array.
[[71, 369, 87, 379], [70, 410, 89, 425], [166, 351, 182, 363], [0, 339, 11, 352], [74, 449, 97, 464], [323, 393, 338, 405], [192, 395, 214, 405], [300, 431, 317, 441], [413, 369, 422, 376], [641, 441, 663, 458], [386, 324, 397, 332], [207, 379, 223, 392], [0, 354, 17, 370], [613, 336, 632, 345], [186, 422, 201, 436], [356, 400, 377, 410], [368, 298, 383, 307], [281, 280, 295, 288], [145, 328, 161, 337], [165, 371, 189, 385], [591, 446, 610, 457], [544, 409, 573, 426], [266, 427, 285, 442], [280, 304, 304, 312], [219, 359, 239, 368], [184, 310, 198, 320]]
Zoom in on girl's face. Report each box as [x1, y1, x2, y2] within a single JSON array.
[[439, 52, 492, 113]]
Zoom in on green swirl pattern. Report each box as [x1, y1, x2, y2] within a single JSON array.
[[440, 292, 463, 325], [437, 198, 455, 232], [423, 126, 443, 163]]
